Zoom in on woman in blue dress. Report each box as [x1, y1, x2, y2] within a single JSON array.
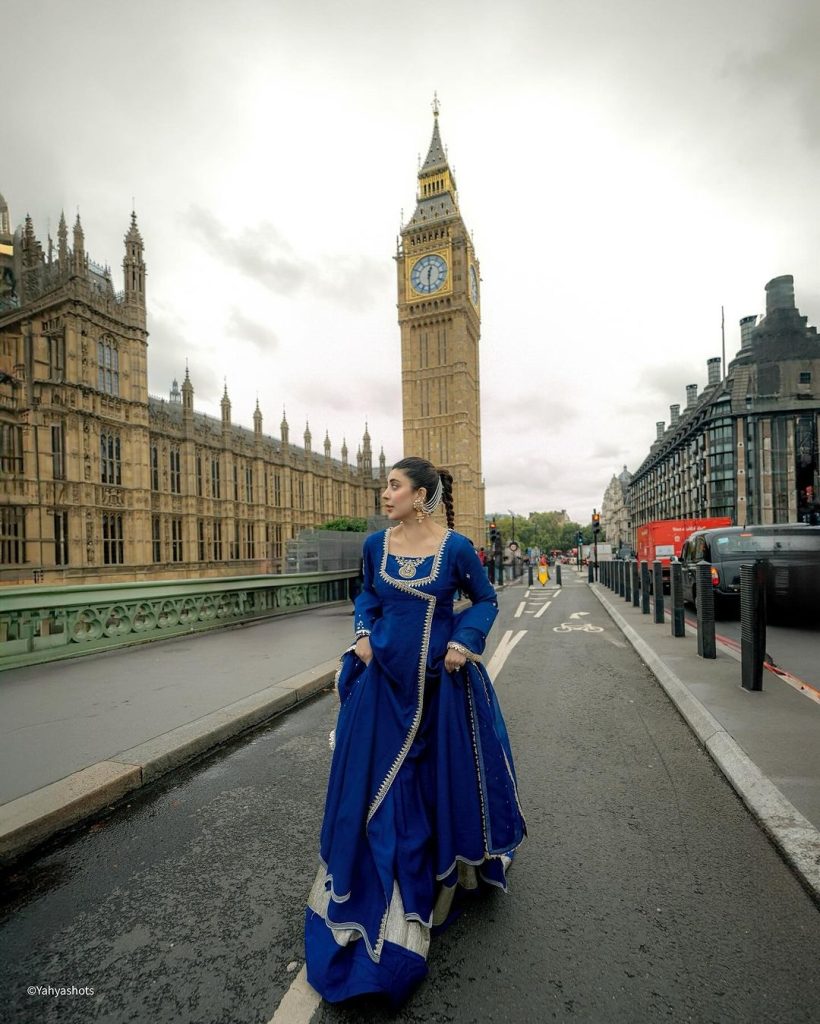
[[304, 457, 527, 1004]]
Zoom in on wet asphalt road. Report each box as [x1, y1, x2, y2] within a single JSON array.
[[2, 574, 819, 1023]]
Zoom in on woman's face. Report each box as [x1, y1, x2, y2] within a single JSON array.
[[382, 469, 426, 521]]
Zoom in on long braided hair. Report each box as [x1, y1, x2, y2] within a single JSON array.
[[392, 457, 455, 530]]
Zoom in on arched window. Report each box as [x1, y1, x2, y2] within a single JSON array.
[[97, 337, 120, 396], [100, 431, 122, 485]]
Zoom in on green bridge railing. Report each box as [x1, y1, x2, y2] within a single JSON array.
[[0, 571, 356, 671]]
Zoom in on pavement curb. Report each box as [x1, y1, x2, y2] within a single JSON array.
[[0, 659, 338, 870], [590, 582, 820, 904]]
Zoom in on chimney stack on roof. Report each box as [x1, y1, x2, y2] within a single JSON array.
[[765, 275, 795, 314], [670, 403, 680, 426], [686, 384, 698, 409], [739, 315, 757, 350], [656, 421, 665, 440], [707, 357, 721, 386]]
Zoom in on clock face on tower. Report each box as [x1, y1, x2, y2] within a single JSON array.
[[469, 264, 479, 305], [410, 253, 448, 294]]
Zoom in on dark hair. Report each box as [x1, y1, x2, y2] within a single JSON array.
[[391, 456, 455, 530]]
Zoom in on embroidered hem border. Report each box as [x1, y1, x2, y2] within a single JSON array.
[[307, 852, 516, 964]]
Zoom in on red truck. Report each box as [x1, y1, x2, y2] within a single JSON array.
[[636, 517, 733, 589]]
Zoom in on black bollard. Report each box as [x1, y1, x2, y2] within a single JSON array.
[[556, 564, 562, 587], [696, 562, 716, 659], [495, 555, 504, 588], [487, 558, 495, 584], [740, 560, 766, 691], [631, 560, 640, 608], [624, 560, 632, 602], [640, 561, 651, 614], [616, 559, 623, 597], [670, 561, 685, 637], [528, 562, 534, 586], [603, 561, 609, 588], [588, 562, 594, 583], [653, 561, 664, 623]]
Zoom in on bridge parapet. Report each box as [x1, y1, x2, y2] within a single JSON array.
[[0, 571, 356, 671]]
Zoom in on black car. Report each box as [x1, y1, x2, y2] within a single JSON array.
[[678, 523, 820, 616]]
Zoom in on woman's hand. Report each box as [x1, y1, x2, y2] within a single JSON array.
[[354, 635, 373, 665], [444, 646, 467, 673]]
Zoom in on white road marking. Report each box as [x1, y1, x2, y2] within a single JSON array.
[[514, 602, 526, 618], [524, 589, 531, 597], [268, 965, 321, 1024], [486, 629, 527, 678], [534, 600, 552, 619], [569, 611, 589, 620]]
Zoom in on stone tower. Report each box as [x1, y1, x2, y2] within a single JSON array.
[[396, 99, 485, 543]]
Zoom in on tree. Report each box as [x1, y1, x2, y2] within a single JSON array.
[[316, 517, 368, 532], [488, 511, 591, 552]]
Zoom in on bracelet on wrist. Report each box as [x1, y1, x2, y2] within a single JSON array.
[[355, 629, 372, 639], [446, 641, 479, 662]]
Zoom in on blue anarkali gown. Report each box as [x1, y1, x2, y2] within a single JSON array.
[[304, 528, 527, 1004]]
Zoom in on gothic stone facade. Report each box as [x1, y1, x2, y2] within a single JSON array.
[[600, 466, 633, 551], [396, 106, 486, 544], [629, 276, 820, 542], [0, 198, 384, 585]]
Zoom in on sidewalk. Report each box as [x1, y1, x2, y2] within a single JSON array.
[[589, 576, 820, 902]]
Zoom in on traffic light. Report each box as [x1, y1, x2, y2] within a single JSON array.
[[489, 521, 497, 542], [592, 511, 601, 534], [576, 530, 584, 545]]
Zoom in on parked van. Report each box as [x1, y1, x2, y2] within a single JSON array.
[[678, 524, 820, 616]]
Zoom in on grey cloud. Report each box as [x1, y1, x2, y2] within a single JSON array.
[[635, 361, 708, 403], [483, 387, 578, 426], [288, 373, 397, 418], [147, 312, 223, 401], [226, 308, 279, 351], [728, 6, 820, 148], [182, 205, 389, 310], [590, 440, 629, 462]]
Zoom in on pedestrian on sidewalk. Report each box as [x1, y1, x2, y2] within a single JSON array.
[[304, 456, 527, 1006]]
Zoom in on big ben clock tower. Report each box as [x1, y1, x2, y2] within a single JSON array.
[[396, 98, 486, 543]]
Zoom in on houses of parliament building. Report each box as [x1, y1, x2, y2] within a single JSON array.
[[0, 194, 385, 585], [0, 105, 488, 585]]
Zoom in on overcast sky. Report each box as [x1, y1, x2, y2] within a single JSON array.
[[5, 0, 819, 521]]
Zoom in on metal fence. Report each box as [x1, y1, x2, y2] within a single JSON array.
[[0, 570, 356, 671]]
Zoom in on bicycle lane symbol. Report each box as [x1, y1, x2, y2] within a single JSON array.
[[553, 622, 604, 633]]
